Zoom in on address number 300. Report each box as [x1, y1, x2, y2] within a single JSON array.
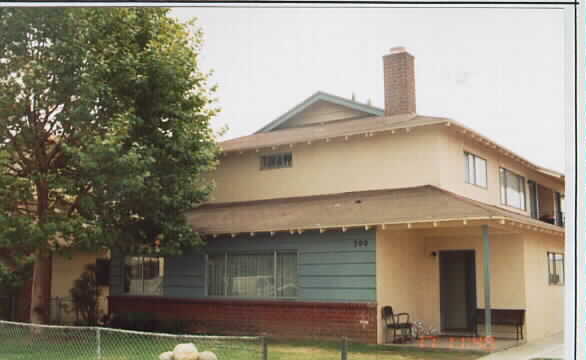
[[354, 240, 369, 248]]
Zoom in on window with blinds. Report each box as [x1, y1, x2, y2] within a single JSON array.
[[207, 251, 297, 298]]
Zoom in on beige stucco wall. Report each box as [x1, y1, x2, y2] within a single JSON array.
[[376, 227, 527, 344], [522, 232, 564, 341], [51, 250, 109, 324], [437, 128, 564, 216], [275, 100, 369, 130], [376, 230, 426, 344], [214, 125, 563, 208], [212, 126, 442, 203]]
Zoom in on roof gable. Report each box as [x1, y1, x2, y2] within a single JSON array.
[[255, 91, 384, 133]]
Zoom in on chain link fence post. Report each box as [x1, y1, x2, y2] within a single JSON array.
[[341, 337, 348, 360], [260, 335, 268, 360], [96, 327, 102, 360]]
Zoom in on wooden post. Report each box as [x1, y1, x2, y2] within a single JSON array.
[[341, 337, 348, 360], [261, 336, 268, 360]]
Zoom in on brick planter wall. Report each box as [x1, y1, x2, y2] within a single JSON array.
[[109, 296, 378, 343]]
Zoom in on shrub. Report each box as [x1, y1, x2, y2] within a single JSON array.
[[70, 264, 101, 325]]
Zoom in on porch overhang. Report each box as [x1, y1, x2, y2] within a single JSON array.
[[186, 185, 564, 238], [203, 216, 563, 238], [185, 185, 563, 341]]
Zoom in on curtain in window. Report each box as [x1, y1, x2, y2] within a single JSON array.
[[123, 256, 164, 295], [124, 256, 143, 294], [227, 253, 274, 297], [207, 254, 226, 296], [505, 170, 521, 207], [501, 168, 526, 209], [499, 169, 507, 203], [475, 157, 487, 187], [465, 154, 475, 184], [207, 252, 297, 298], [465, 153, 487, 187], [276, 253, 297, 297]]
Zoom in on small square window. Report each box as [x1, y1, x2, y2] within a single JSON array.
[[547, 252, 564, 286], [260, 152, 293, 170]]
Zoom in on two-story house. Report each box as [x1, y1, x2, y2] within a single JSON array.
[[108, 47, 565, 345]]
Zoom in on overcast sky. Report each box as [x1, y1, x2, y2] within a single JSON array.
[[171, 7, 567, 173]]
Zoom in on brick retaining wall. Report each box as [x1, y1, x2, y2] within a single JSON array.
[[109, 296, 378, 343]]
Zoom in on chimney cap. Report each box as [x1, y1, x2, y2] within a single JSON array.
[[390, 46, 408, 54]]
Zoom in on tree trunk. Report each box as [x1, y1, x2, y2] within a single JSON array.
[[30, 177, 51, 325], [29, 250, 51, 324]]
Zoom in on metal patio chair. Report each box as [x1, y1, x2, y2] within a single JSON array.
[[381, 306, 414, 344]]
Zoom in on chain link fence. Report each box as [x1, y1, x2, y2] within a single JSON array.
[[49, 296, 77, 325], [0, 320, 263, 360], [0, 320, 491, 360]]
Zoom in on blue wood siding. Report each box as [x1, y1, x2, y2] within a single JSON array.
[[110, 229, 376, 302], [164, 253, 206, 298]]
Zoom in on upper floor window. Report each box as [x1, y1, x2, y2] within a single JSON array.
[[528, 180, 539, 219], [499, 168, 526, 210], [464, 152, 487, 187], [207, 251, 297, 298], [260, 152, 292, 170], [547, 252, 564, 286], [123, 256, 164, 296], [556, 192, 565, 227]]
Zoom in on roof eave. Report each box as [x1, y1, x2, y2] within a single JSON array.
[[254, 91, 384, 134], [200, 215, 564, 238], [221, 116, 443, 154], [445, 121, 564, 182]]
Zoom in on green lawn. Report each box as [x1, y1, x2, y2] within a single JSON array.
[[0, 328, 484, 360], [267, 340, 484, 360]]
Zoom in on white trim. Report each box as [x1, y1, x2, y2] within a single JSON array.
[[205, 216, 564, 237]]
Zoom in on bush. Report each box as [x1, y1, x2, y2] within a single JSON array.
[[70, 264, 101, 325]]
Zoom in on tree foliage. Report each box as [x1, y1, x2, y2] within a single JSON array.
[[0, 8, 219, 255], [0, 8, 220, 321], [0, 254, 33, 293]]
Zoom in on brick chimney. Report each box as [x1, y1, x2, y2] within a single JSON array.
[[383, 47, 416, 116]]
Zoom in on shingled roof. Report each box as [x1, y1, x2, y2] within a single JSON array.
[[185, 185, 563, 235], [220, 113, 440, 153]]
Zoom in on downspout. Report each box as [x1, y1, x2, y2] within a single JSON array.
[[482, 224, 492, 338]]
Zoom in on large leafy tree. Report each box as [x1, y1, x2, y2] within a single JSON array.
[[0, 8, 219, 324]]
